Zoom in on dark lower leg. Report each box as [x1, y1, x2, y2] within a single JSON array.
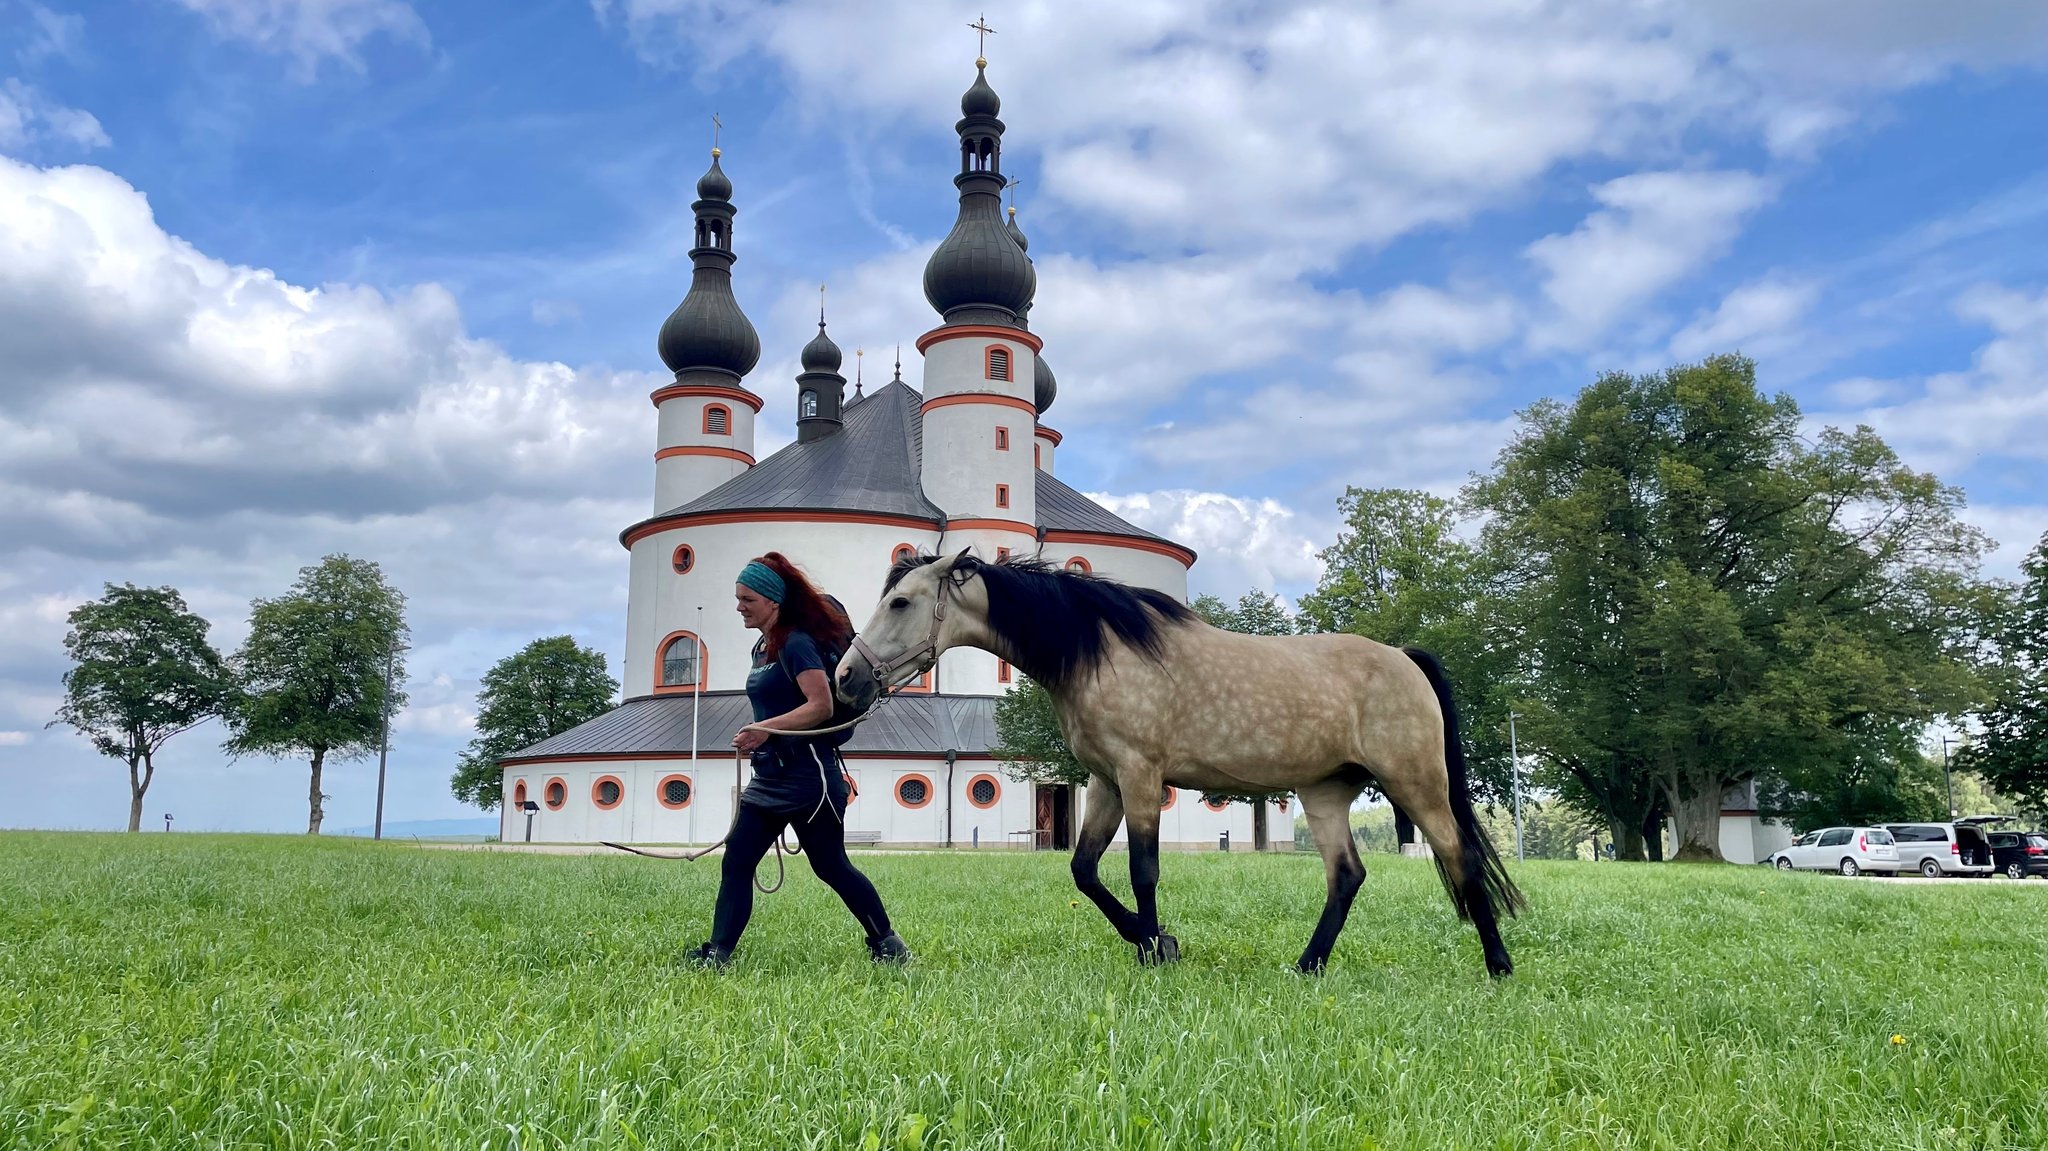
[[1296, 848, 1366, 972], [1125, 819, 1176, 963], [708, 805, 784, 949], [1464, 855, 1514, 978], [1071, 827, 1144, 944], [790, 807, 893, 942]]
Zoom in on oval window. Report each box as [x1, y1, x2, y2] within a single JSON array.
[[672, 545, 695, 575]]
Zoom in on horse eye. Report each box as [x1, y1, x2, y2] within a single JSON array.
[[889, 597, 910, 611]]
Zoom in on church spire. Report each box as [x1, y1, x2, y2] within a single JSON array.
[[921, 38, 1036, 327], [795, 287, 846, 443], [656, 129, 760, 383]]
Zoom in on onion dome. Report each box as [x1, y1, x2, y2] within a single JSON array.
[[962, 62, 1001, 117], [1033, 352, 1057, 415], [1006, 205, 1029, 254], [795, 315, 847, 444], [922, 62, 1035, 326], [800, 319, 842, 373], [657, 150, 760, 380]]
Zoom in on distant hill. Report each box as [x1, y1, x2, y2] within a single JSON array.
[[336, 817, 498, 840]]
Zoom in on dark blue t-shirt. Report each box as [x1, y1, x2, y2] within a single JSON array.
[[741, 631, 847, 815]]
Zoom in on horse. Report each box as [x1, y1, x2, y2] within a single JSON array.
[[835, 550, 1525, 979]]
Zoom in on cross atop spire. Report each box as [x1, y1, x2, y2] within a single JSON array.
[[711, 112, 722, 158], [818, 283, 826, 326], [969, 14, 995, 66]]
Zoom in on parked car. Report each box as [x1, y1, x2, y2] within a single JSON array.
[[1985, 829, 2048, 880], [1880, 822, 1995, 878], [1770, 826, 1901, 876]]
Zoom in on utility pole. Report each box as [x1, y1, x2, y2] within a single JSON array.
[[1509, 709, 1524, 863], [1940, 733, 1957, 819], [690, 606, 703, 843], [373, 642, 395, 840]]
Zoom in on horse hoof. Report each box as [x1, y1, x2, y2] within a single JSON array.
[[1135, 934, 1181, 966], [1295, 957, 1326, 976]]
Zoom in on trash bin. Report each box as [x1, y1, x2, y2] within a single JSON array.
[[1219, 829, 1230, 852]]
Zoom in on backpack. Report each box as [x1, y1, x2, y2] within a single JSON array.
[[776, 593, 867, 749]]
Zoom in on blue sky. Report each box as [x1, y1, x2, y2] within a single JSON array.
[[5, 0, 2048, 833]]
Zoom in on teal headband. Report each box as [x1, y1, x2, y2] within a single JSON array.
[[737, 561, 787, 604]]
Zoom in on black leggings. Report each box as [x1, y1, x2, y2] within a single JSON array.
[[709, 801, 894, 949]]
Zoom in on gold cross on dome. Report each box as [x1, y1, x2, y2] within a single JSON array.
[[711, 112, 722, 157], [969, 14, 995, 64]]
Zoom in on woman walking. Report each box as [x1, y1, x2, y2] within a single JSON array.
[[684, 552, 910, 969]]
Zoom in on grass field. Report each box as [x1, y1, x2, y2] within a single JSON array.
[[2, 834, 2044, 1150]]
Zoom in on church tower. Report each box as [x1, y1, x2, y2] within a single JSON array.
[[917, 54, 1040, 549], [651, 146, 762, 513], [794, 304, 846, 444]]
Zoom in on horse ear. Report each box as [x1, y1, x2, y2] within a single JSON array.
[[951, 547, 975, 569]]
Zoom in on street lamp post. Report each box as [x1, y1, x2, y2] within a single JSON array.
[[1940, 734, 1957, 820], [1509, 709, 1524, 863]]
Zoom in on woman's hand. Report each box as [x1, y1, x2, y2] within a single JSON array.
[[733, 725, 769, 754]]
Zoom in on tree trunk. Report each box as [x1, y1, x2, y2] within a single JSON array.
[[1607, 817, 1647, 861], [307, 747, 326, 835], [127, 753, 145, 833], [1668, 779, 1725, 862], [1643, 807, 1666, 862]]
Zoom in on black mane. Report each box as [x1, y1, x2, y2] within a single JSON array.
[[886, 553, 1194, 688]]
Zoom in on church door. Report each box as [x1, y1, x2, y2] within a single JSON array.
[[1253, 802, 1269, 852], [1034, 784, 1073, 850]]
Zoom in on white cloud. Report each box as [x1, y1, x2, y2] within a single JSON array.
[[1669, 275, 1821, 361], [1526, 170, 1776, 349], [0, 732, 29, 747], [171, 0, 427, 74], [18, 5, 87, 66], [1085, 489, 1325, 598], [0, 78, 108, 151]]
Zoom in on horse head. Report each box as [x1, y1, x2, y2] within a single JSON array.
[[836, 548, 983, 709]]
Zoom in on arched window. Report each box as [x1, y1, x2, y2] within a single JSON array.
[[967, 774, 1001, 809], [985, 346, 1011, 381], [671, 545, 694, 575], [659, 632, 703, 690], [657, 774, 693, 810], [895, 774, 934, 809], [592, 775, 624, 810], [891, 543, 917, 564], [800, 390, 818, 418], [512, 780, 528, 807], [1065, 556, 1091, 575], [703, 405, 731, 435], [544, 777, 567, 810]]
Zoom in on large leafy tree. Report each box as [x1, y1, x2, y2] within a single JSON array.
[[1294, 488, 1520, 808], [52, 584, 234, 832], [450, 636, 619, 811], [1469, 355, 1991, 860], [1957, 531, 2048, 813], [224, 555, 409, 835]]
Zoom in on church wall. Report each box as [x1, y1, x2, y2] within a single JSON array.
[[653, 391, 758, 513], [917, 332, 1038, 523], [1033, 429, 1058, 475], [1042, 540, 1190, 602]]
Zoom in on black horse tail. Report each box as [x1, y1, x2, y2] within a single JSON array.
[[1403, 647, 1526, 922]]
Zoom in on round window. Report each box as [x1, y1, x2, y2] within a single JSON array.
[[892, 544, 916, 564], [896, 776, 931, 808], [513, 781, 528, 806], [970, 777, 998, 807], [593, 777, 623, 809], [544, 778, 566, 810], [662, 777, 692, 807], [672, 545, 695, 575], [1204, 796, 1229, 811], [1159, 786, 1176, 810], [1066, 557, 1091, 574]]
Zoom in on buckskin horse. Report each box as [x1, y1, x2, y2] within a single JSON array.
[[835, 551, 1525, 978]]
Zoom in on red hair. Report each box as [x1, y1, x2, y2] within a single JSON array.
[[752, 552, 853, 660]]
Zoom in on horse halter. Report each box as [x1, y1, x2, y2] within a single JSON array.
[[849, 566, 956, 690]]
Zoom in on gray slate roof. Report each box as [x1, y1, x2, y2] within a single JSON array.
[[633, 376, 1180, 557], [503, 691, 999, 761]]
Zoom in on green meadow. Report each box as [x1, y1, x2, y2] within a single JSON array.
[[2, 833, 2042, 1150]]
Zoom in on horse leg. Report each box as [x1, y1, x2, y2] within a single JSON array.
[[1121, 800, 1177, 965], [1070, 785, 1146, 947], [1294, 776, 1369, 973], [1379, 770, 1515, 979]]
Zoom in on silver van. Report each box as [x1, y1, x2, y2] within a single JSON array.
[[1880, 822, 1994, 877]]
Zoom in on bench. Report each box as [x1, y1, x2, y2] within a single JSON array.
[[845, 830, 884, 846]]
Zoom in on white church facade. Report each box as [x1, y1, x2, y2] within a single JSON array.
[[498, 58, 1294, 852]]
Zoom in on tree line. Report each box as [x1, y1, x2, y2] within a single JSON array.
[[996, 355, 2048, 860]]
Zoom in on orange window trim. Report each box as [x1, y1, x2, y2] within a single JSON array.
[[985, 345, 1012, 381], [653, 630, 707, 694], [500, 749, 1002, 765], [591, 774, 626, 811], [997, 659, 1012, 683], [895, 772, 936, 810], [1159, 786, 1177, 811], [966, 773, 1003, 810], [1064, 555, 1092, 574], [915, 324, 1043, 354], [897, 667, 935, 694], [512, 781, 528, 806], [655, 773, 694, 810], [891, 542, 918, 564], [701, 404, 734, 435], [995, 484, 1010, 508], [544, 776, 568, 810], [650, 383, 764, 411], [1204, 796, 1229, 811], [944, 517, 1035, 535], [1034, 444, 1041, 468], [919, 393, 1037, 417], [671, 544, 694, 574], [656, 445, 754, 465], [995, 546, 1010, 561], [995, 426, 1010, 450]]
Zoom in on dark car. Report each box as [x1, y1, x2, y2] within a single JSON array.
[[1986, 830, 2048, 880]]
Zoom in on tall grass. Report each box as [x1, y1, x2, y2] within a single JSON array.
[[1, 833, 2042, 1149]]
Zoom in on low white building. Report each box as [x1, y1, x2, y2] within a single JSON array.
[[497, 57, 1291, 852]]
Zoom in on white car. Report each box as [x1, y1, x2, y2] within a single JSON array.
[[1770, 826, 1900, 877]]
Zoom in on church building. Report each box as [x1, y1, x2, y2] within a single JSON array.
[[498, 56, 1294, 852]]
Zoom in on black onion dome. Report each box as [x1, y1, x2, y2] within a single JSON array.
[[800, 321, 842, 373], [1006, 207, 1029, 254], [1033, 352, 1057, 414], [962, 63, 1000, 117], [696, 153, 732, 201], [657, 285, 760, 377], [924, 209, 1037, 322]]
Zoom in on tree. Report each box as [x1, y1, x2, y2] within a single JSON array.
[[224, 555, 409, 835], [451, 636, 619, 810], [1957, 531, 2048, 813], [1295, 488, 1521, 808], [52, 584, 233, 832], [1469, 356, 1992, 861]]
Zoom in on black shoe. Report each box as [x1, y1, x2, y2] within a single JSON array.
[[867, 932, 912, 966], [682, 941, 733, 970]]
